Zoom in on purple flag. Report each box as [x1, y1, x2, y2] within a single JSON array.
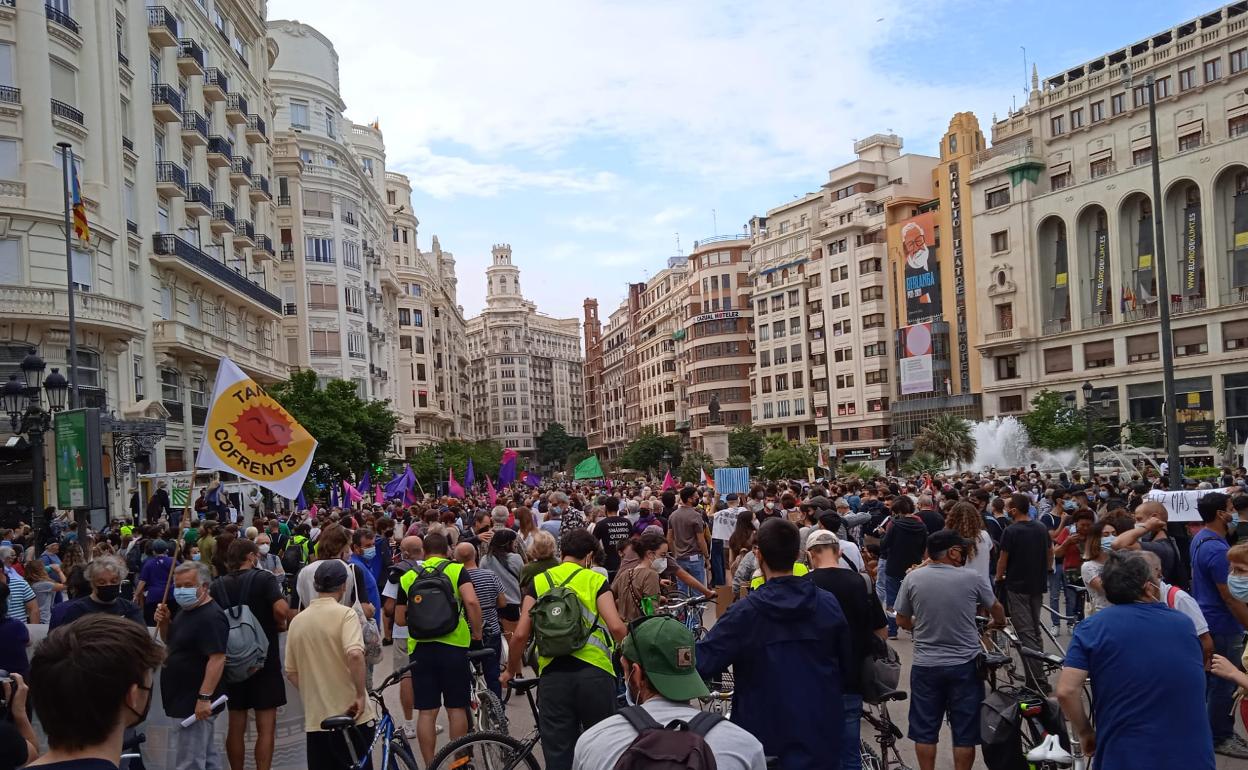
[[385, 464, 412, 499], [498, 449, 518, 487], [448, 469, 465, 498], [330, 483, 339, 508], [465, 459, 475, 489], [296, 489, 307, 510], [524, 472, 542, 488], [359, 469, 371, 494]]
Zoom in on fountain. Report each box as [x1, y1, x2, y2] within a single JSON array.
[[967, 416, 1080, 473]]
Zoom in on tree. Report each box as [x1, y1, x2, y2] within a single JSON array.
[[725, 454, 751, 470], [268, 370, 400, 491], [678, 451, 715, 484], [1020, 390, 1085, 451], [617, 429, 682, 474], [913, 414, 976, 469], [760, 436, 817, 480], [728, 425, 765, 467], [902, 452, 944, 477], [407, 439, 505, 492], [839, 462, 880, 481], [535, 422, 587, 468]]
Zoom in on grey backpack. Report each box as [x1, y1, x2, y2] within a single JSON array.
[[211, 570, 271, 683]]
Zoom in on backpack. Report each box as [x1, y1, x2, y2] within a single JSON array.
[[530, 567, 598, 659], [405, 561, 460, 640], [211, 570, 271, 683], [611, 705, 723, 770], [281, 543, 304, 576]]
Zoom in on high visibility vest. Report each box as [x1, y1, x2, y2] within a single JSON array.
[[399, 556, 470, 652], [291, 535, 310, 562], [750, 561, 809, 590], [534, 561, 614, 677]]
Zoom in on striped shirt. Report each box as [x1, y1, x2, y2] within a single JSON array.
[[6, 575, 35, 622], [465, 567, 502, 638]]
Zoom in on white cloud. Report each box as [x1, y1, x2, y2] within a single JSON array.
[[394, 148, 617, 199]]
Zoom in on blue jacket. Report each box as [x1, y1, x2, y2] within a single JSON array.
[[696, 575, 852, 769], [348, 556, 383, 628]]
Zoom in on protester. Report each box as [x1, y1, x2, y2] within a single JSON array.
[[593, 496, 634, 581], [994, 492, 1053, 690], [480, 528, 524, 632], [49, 554, 137, 627], [610, 532, 667, 622], [135, 539, 175, 626], [454, 541, 506, 698], [519, 530, 559, 588], [879, 496, 928, 639], [668, 487, 710, 599], [381, 535, 423, 737]]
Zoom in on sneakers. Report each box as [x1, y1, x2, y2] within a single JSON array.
[[1215, 735, 1248, 759], [1050, 625, 1061, 637], [402, 722, 416, 739]]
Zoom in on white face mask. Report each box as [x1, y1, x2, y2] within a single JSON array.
[[651, 556, 669, 573], [258, 544, 270, 555]]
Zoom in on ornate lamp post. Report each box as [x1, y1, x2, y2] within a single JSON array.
[[435, 447, 445, 497], [3, 350, 69, 546]]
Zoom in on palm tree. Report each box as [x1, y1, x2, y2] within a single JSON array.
[[839, 462, 880, 481], [913, 414, 976, 470], [901, 452, 944, 477]]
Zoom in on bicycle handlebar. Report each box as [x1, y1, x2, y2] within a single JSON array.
[[371, 659, 417, 696], [657, 594, 713, 613]]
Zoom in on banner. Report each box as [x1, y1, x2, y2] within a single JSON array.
[[54, 408, 106, 509], [1135, 215, 1156, 304], [1143, 488, 1236, 523], [1050, 234, 1070, 322], [573, 454, 604, 479], [196, 357, 318, 499], [1232, 191, 1248, 288], [1182, 203, 1202, 298], [901, 212, 942, 324], [899, 323, 934, 396], [1091, 229, 1110, 315]]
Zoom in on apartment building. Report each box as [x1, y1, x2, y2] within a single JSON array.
[[584, 295, 636, 459], [631, 257, 688, 436], [268, 20, 398, 410], [972, 2, 1248, 454], [466, 245, 584, 453]]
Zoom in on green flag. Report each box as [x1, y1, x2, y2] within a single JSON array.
[[573, 455, 604, 480]]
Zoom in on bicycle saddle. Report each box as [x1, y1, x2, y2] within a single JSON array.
[[508, 676, 540, 694], [320, 715, 357, 731], [1025, 734, 1073, 765], [875, 689, 908, 702], [467, 649, 495, 662]]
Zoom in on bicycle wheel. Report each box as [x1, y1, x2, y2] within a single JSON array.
[[387, 738, 420, 770], [859, 739, 883, 770], [426, 731, 540, 770], [474, 688, 509, 736]]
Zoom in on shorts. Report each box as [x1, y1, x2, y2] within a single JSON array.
[[391, 637, 411, 677], [226, 646, 288, 711], [499, 604, 521, 623], [410, 642, 469, 711], [907, 660, 983, 747]]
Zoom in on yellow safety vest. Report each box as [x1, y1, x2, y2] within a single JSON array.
[[399, 556, 469, 652], [291, 535, 309, 562], [750, 561, 809, 590], [533, 562, 614, 677]]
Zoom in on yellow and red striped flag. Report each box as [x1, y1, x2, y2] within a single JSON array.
[[71, 161, 89, 242]]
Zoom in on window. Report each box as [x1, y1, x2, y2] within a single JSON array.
[[862, 313, 885, 330], [995, 355, 1019, 380], [762, 402, 774, 419], [299, 148, 313, 164], [305, 236, 333, 263], [398, 308, 410, 326], [865, 369, 888, 385], [990, 231, 1009, 253], [1043, 346, 1073, 374], [793, 371, 804, 389], [307, 282, 338, 309], [1178, 131, 1202, 152], [290, 100, 309, 129], [50, 57, 76, 105], [997, 303, 1014, 331], [1126, 332, 1159, 362], [1090, 101, 1104, 123], [999, 395, 1023, 413], [789, 317, 801, 335], [1233, 48, 1248, 75], [189, 376, 207, 408], [310, 330, 341, 357], [758, 325, 770, 342], [1111, 93, 1125, 115], [832, 319, 852, 336], [836, 374, 854, 388], [1173, 325, 1208, 357], [1179, 67, 1196, 91], [158, 286, 172, 319], [794, 398, 806, 416], [325, 107, 336, 138], [0, 139, 16, 179], [1090, 157, 1113, 178], [345, 287, 363, 314], [161, 368, 181, 402], [1084, 340, 1114, 368], [1132, 147, 1152, 166], [859, 257, 882, 274], [773, 346, 787, 365], [787, 289, 798, 308], [1231, 114, 1248, 138], [790, 343, 802, 362], [834, 347, 853, 362], [412, 310, 423, 327], [1204, 58, 1222, 83], [863, 342, 887, 357], [776, 400, 790, 418], [1070, 108, 1084, 129], [774, 373, 788, 391], [71, 248, 92, 292], [132, 355, 144, 400], [772, 320, 785, 338], [0, 238, 17, 284], [759, 350, 770, 367], [1154, 77, 1171, 99], [1050, 115, 1065, 135], [837, 401, 855, 416], [1051, 170, 1072, 190], [861, 286, 884, 302], [1133, 84, 1150, 108], [347, 331, 365, 359], [343, 241, 361, 269], [985, 187, 1010, 209]]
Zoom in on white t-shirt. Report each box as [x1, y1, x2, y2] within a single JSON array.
[[1161, 580, 1209, 635], [572, 697, 767, 770], [837, 539, 865, 572], [967, 530, 994, 594]]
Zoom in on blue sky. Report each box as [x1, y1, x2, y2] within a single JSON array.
[[269, 0, 1212, 320]]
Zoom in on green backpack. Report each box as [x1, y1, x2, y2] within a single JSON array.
[[530, 568, 598, 659]]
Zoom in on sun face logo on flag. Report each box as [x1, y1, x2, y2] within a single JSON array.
[[198, 357, 317, 498]]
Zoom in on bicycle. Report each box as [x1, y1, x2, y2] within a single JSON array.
[[655, 593, 713, 640], [697, 687, 733, 719], [321, 659, 421, 770], [426, 676, 543, 770], [859, 690, 913, 770], [468, 647, 508, 735]]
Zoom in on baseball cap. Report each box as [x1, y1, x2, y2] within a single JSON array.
[[151, 539, 170, 554], [806, 529, 839, 550], [619, 617, 709, 701], [927, 529, 969, 554], [312, 559, 349, 592]]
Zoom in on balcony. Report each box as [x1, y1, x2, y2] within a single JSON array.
[[248, 175, 271, 201], [253, 235, 274, 258], [0, 86, 18, 105], [180, 110, 208, 146], [150, 84, 182, 122], [1123, 304, 1159, 323], [50, 99, 83, 126], [177, 38, 205, 76], [44, 3, 78, 35], [235, 219, 255, 247], [206, 136, 232, 168], [151, 233, 281, 315], [146, 7, 179, 47], [342, 211, 357, 226], [808, 312, 823, 330], [225, 93, 247, 125], [245, 114, 266, 143], [122, 136, 134, 153], [184, 183, 212, 218], [276, 194, 291, 207], [153, 319, 287, 382], [202, 68, 228, 102], [984, 328, 1017, 343], [1171, 295, 1207, 315], [154, 161, 187, 197], [210, 202, 235, 235], [284, 303, 297, 316], [229, 156, 252, 185], [0, 285, 144, 337], [279, 245, 294, 261]]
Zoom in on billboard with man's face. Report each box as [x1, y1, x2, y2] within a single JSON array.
[[901, 212, 942, 324]]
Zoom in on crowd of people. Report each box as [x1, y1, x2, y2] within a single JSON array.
[[0, 464, 1246, 769]]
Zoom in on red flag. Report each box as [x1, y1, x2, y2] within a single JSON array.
[[661, 471, 676, 491], [486, 476, 497, 508], [448, 469, 465, 499]]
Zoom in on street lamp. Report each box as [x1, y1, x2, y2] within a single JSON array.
[[1081, 381, 1096, 483], [435, 447, 445, 497], [663, 451, 672, 475], [4, 349, 69, 547]]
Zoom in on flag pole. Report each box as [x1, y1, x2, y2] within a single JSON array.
[[56, 142, 80, 409]]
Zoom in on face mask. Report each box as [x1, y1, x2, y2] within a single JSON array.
[[95, 584, 121, 604], [1063, 501, 1078, 512], [363, 546, 377, 559], [173, 587, 201, 609], [191, 553, 202, 561], [1228, 575, 1248, 601], [1232, 511, 1242, 528], [651, 557, 669, 573], [623, 662, 639, 706], [1100, 536, 1116, 552], [258, 544, 271, 555], [126, 684, 153, 728], [1098, 491, 1109, 500]]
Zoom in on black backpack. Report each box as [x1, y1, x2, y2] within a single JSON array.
[[611, 705, 723, 770], [405, 561, 460, 639]]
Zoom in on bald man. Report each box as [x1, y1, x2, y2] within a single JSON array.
[[382, 535, 424, 737], [1112, 500, 1186, 588], [453, 541, 506, 697]]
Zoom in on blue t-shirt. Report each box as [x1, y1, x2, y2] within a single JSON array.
[[1189, 528, 1240, 635], [1065, 603, 1214, 770], [138, 555, 174, 605]]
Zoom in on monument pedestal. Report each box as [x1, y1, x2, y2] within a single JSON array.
[[702, 424, 730, 465]]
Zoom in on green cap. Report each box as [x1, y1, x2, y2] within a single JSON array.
[[619, 617, 710, 702]]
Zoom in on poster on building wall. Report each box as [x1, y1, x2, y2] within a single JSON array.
[[901, 212, 942, 324], [1135, 216, 1157, 305], [1234, 192, 1248, 288], [1182, 203, 1203, 298], [1092, 229, 1110, 315], [899, 323, 934, 396], [1050, 236, 1070, 322], [1176, 390, 1214, 447]]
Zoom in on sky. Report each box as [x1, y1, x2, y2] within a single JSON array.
[[268, 0, 1213, 321]]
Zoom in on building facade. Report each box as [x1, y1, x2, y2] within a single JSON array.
[[631, 258, 688, 437], [466, 245, 584, 453], [972, 2, 1248, 458]]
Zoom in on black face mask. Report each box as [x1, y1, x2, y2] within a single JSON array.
[[126, 684, 153, 728], [95, 584, 121, 604]]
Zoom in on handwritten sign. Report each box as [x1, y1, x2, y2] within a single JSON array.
[[1142, 488, 1235, 523], [713, 507, 743, 541]]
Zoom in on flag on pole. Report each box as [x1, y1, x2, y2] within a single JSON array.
[[330, 484, 339, 508], [448, 469, 464, 499], [661, 470, 676, 491], [358, 469, 371, 494], [374, 485, 383, 505], [817, 446, 828, 470], [195, 356, 318, 499], [70, 159, 90, 242], [486, 476, 497, 508], [385, 464, 412, 499], [573, 455, 604, 480], [295, 489, 307, 511], [524, 472, 542, 488], [498, 449, 518, 487], [465, 459, 475, 489], [703, 469, 716, 493], [343, 480, 363, 505]]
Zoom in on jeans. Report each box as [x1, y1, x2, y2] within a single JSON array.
[[841, 693, 863, 770], [1046, 565, 1072, 625], [881, 573, 901, 637], [481, 634, 503, 699], [710, 539, 726, 587], [537, 666, 617, 770], [1008, 591, 1049, 692], [1209, 632, 1247, 742], [175, 715, 222, 770], [678, 556, 705, 598]]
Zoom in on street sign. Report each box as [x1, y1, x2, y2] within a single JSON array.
[[54, 408, 106, 510]]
